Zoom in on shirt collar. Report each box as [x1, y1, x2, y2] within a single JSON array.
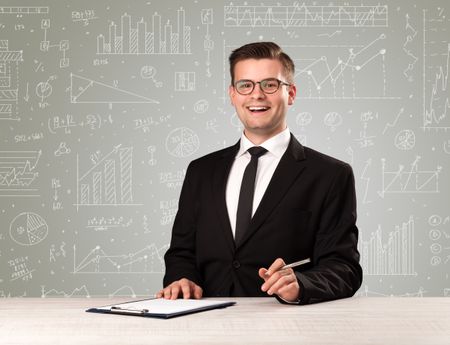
[[237, 128, 290, 159]]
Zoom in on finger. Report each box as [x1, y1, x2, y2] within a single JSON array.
[[262, 268, 294, 292], [170, 284, 181, 300], [180, 281, 192, 299], [267, 274, 296, 295], [155, 290, 163, 298], [258, 268, 268, 280], [193, 284, 203, 299], [163, 286, 172, 299], [265, 258, 286, 276]]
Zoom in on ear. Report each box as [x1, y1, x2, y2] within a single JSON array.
[[228, 84, 235, 106], [287, 84, 297, 105]]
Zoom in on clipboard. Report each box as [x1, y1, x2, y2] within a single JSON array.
[[86, 298, 236, 319]]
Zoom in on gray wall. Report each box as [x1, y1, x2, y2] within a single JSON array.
[[1, 0, 449, 298]]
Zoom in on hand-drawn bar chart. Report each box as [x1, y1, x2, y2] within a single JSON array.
[[76, 145, 136, 209], [96, 7, 191, 55]]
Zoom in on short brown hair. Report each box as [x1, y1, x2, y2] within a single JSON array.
[[229, 42, 295, 85]]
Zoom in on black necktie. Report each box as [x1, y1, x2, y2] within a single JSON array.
[[235, 146, 268, 245]]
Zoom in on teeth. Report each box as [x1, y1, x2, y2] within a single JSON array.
[[248, 106, 269, 111]]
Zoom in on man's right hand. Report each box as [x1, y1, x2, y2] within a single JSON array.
[[156, 278, 203, 300]]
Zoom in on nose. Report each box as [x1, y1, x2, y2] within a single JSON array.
[[250, 82, 266, 98]]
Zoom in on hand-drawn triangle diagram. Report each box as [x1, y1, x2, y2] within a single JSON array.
[[70, 73, 159, 104]]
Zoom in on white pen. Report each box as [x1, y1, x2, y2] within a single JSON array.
[[280, 258, 311, 270], [265, 258, 311, 276]]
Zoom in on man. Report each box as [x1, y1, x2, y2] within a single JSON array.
[[157, 42, 362, 304]]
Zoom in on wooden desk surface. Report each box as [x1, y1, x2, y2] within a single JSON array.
[[1, 297, 449, 345]]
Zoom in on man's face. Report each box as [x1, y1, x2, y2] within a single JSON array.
[[229, 58, 296, 143]]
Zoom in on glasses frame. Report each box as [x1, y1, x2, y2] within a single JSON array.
[[233, 78, 291, 95]]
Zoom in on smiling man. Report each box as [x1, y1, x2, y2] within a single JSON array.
[[158, 42, 362, 304]]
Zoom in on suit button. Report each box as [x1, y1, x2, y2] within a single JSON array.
[[232, 260, 240, 269]]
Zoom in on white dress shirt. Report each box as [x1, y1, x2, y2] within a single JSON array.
[[226, 128, 291, 239]]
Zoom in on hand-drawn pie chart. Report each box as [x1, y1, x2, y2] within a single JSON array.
[[165, 127, 200, 158], [9, 212, 48, 246]]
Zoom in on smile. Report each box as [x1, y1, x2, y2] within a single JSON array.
[[247, 106, 271, 113]]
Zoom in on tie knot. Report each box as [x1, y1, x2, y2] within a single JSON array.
[[247, 146, 267, 158]]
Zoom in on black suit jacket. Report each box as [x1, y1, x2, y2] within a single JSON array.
[[163, 135, 362, 304]]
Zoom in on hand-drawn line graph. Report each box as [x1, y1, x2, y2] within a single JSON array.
[[76, 144, 141, 210], [360, 216, 415, 276], [378, 156, 442, 198], [41, 285, 90, 298], [422, 9, 450, 130], [224, 4, 388, 28], [357, 286, 425, 297], [70, 73, 159, 104], [9, 212, 48, 246], [0, 40, 23, 121], [97, 7, 191, 55], [109, 285, 137, 298], [73, 244, 167, 274], [294, 35, 398, 100], [0, 150, 41, 197]]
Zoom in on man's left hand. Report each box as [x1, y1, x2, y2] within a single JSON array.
[[258, 258, 300, 302]]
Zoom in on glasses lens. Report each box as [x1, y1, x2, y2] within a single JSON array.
[[235, 80, 254, 94], [260, 79, 280, 93]]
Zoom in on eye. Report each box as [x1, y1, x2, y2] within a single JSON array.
[[237, 80, 253, 89], [262, 79, 278, 88]]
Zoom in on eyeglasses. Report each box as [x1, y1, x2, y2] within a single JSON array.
[[233, 78, 291, 95]]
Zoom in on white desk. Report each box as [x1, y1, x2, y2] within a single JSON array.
[[1, 297, 449, 344]]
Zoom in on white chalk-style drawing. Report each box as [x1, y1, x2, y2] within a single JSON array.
[[54, 142, 71, 156], [9, 212, 48, 246], [394, 129, 415, 150], [0, 6, 48, 15], [382, 107, 404, 135], [324, 111, 342, 131], [224, 4, 388, 28], [194, 99, 209, 114], [0, 150, 41, 197], [359, 216, 415, 276], [76, 144, 139, 210], [140, 66, 162, 87], [70, 73, 159, 104], [49, 241, 66, 262], [428, 213, 450, 267], [0, 40, 22, 121], [360, 159, 372, 204], [8, 256, 35, 282], [41, 285, 90, 298], [165, 127, 200, 158], [39, 19, 69, 68], [97, 8, 191, 55], [295, 35, 396, 100], [35, 75, 56, 108], [357, 286, 425, 297], [109, 285, 137, 298], [175, 71, 195, 91], [73, 244, 168, 274], [201, 8, 214, 77], [422, 9, 450, 130], [295, 112, 312, 128], [86, 216, 132, 231], [403, 13, 418, 81], [378, 156, 442, 198], [71, 9, 98, 26]]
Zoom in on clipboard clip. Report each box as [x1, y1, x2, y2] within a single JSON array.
[[110, 306, 149, 314]]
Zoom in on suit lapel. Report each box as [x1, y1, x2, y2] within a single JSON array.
[[212, 141, 240, 253], [236, 135, 307, 249]]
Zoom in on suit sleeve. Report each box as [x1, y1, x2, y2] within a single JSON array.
[[163, 162, 202, 288], [290, 163, 363, 305]]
